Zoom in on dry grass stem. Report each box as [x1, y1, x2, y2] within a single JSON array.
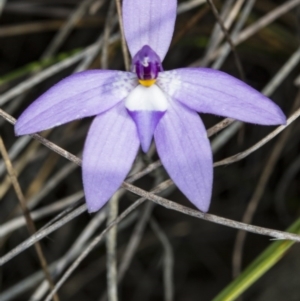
[[0, 191, 84, 238], [43, 180, 173, 301], [114, 0, 130, 71], [0, 136, 60, 301], [150, 218, 174, 301], [41, 0, 95, 59], [214, 106, 300, 167], [106, 192, 120, 301], [1, 1, 299, 299], [206, 0, 245, 80], [232, 90, 300, 278]]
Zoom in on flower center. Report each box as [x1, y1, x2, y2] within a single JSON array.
[[132, 45, 163, 87], [138, 79, 156, 87], [125, 84, 168, 153]]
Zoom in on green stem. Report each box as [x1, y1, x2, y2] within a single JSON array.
[[0, 48, 81, 85], [212, 218, 300, 301]]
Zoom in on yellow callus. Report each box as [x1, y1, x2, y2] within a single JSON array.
[[139, 79, 156, 87]]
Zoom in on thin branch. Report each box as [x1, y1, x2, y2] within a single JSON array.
[[114, 0, 130, 71], [150, 218, 174, 301], [206, 0, 245, 80], [177, 0, 206, 14], [0, 19, 101, 37], [0, 49, 91, 107], [3, 162, 300, 270], [262, 47, 300, 96], [3, 104, 299, 173], [214, 106, 300, 167], [101, 0, 115, 69], [0, 35, 119, 107], [45, 198, 146, 301], [122, 182, 300, 242], [100, 203, 155, 301], [210, 45, 300, 154], [0, 135, 31, 176], [172, 6, 210, 45], [0, 108, 81, 165], [76, 30, 116, 73], [0, 134, 51, 200], [0, 146, 166, 266], [31, 207, 107, 301], [44, 178, 300, 301], [126, 160, 162, 183], [212, 0, 256, 70], [43, 180, 173, 301], [0, 191, 84, 238], [201, 0, 235, 66], [232, 90, 300, 278], [206, 0, 300, 64], [234, 0, 300, 46], [4, 3, 72, 18], [207, 118, 235, 137], [0, 136, 60, 301], [106, 191, 120, 301], [118, 202, 154, 281], [1, 106, 300, 266], [211, 121, 241, 153], [26, 158, 79, 209], [41, 0, 95, 59], [90, 0, 106, 15], [0, 106, 229, 193], [0, 205, 88, 266], [274, 155, 300, 222], [0, 0, 6, 15]]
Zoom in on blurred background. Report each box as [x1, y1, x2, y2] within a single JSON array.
[[1, 0, 300, 300]]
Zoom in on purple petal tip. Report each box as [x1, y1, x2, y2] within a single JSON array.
[[128, 109, 165, 153], [15, 114, 34, 136], [123, 0, 177, 60], [278, 111, 287, 125], [87, 203, 104, 213], [14, 123, 22, 136]]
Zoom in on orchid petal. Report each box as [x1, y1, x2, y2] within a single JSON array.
[[123, 0, 177, 61], [15, 70, 137, 135], [125, 84, 168, 111], [129, 110, 165, 153], [125, 84, 168, 152], [83, 103, 139, 213], [157, 68, 286, 125], [154, 101, 213, 212]]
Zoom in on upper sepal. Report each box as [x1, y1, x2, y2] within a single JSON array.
[[123, 0, 177, 61], [15, 70, 137, 135]]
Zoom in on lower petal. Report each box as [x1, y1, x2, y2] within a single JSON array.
[[82, 103, 140, 212], [154, 101, 213, 212]]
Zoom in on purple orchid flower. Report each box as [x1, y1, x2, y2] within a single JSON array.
[[15, 0, 286, 213]]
